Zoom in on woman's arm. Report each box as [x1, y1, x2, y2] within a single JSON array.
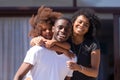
[[14, 63, 33, 80], [67, 49, 100, 78]]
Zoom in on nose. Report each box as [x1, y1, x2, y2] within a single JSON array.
[[46, 29, 50, 33], [80, 22, 87, 28], [80, 22, 84, 26], [61, 28, 66, 33]]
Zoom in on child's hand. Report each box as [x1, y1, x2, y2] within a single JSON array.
[[30, 36, 45, 46], [45, 40, 56, 48]]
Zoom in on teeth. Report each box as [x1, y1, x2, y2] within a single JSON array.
[[77, 28, 82, 31], [60, 35, 65, 38], [77, 28, 81, 30], [59, 34, 66, 38], [77, 27, 83, 31]]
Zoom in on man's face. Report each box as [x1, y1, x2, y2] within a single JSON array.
[[52, 19, 72, 42]]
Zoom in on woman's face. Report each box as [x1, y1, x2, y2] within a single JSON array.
[[73, 15, 90, 36]]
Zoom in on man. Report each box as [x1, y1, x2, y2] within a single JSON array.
[[14, 17, 76, 80]]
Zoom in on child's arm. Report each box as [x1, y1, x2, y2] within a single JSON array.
[[55, 42, 71, 50], [30, 36, 74, 58], [30, 36, 47, 46], [30, 36, 70, 50], [49, 44, 74, 59], [45, 39, 70, 50]]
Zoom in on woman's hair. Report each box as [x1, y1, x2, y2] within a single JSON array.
[[71, 8, 101, 39], [28, 5, 63, 37]]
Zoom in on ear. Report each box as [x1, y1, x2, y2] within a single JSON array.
[[52, 26, 55, 32]]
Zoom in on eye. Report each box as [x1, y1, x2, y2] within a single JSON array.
[[42, 29, 46, 31], [77, 20, 89, 28], [78, 21, 82, 24], [58, 25, 63, 29], [84, 23, 89, 28]]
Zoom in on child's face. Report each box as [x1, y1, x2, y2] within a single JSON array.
[[38, 23, 53, 39]]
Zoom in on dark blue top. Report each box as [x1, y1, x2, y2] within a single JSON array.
[[67, 37, 100, 80]]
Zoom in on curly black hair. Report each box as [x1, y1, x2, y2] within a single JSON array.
[[71, 8, 101, 39]]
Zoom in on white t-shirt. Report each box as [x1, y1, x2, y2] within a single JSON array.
[[23, 45, 76, 80]]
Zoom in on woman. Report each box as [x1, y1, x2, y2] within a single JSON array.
[[67, 8, 101, 80]]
